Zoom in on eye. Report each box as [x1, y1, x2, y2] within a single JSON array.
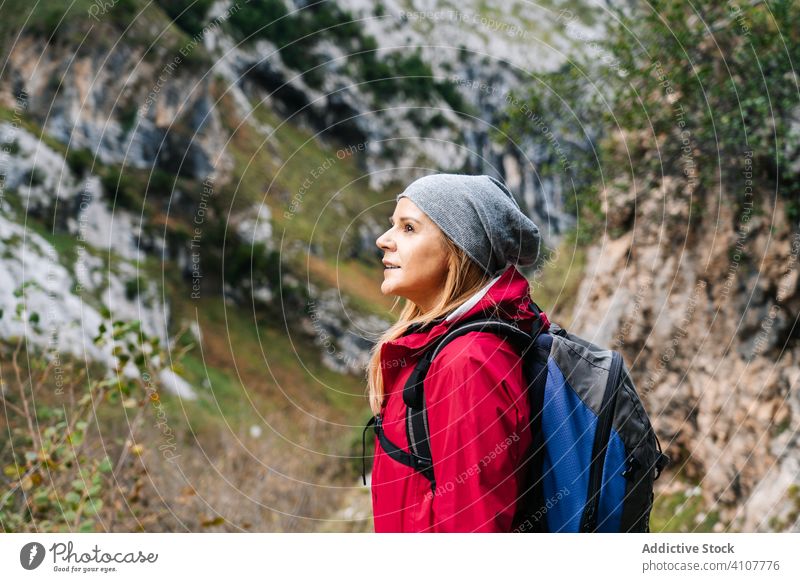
[[403, 223, 414, 232]]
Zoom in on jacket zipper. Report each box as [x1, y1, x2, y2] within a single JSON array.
[[581, 351, 623, 532]]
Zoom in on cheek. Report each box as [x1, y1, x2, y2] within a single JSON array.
[[412, 239, 448, 278], [427, 236, 449, 266], [399, 234, 447, 270]]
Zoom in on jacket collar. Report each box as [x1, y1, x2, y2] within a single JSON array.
[[383, 265, 541, 354], [444, 270, 504, 322]]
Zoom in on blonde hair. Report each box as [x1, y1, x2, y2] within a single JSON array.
[[366, 233, 493, 415]]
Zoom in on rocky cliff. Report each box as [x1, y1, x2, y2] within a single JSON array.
[[571, 160, 800, 532], [3, 0, 795, 533], [1, 0, 598, 403]]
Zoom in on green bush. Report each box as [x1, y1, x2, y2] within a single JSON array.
[[0, 287, 177, 532], [3, 139, 20, 155], [156, 0, 215, 37], [496, 65, 605, 238], [24, 167, 46, 187], [66, 147, 95, 176], [148, 168, 176, 197], [605, 0, 800, 210], [497, 0, 800, 242], [124, 276, 144, 300], [434, 80, 467, 113], [224, 242, 281, 291], [227, 0, 289, 42], [227, 0, 326, 87], [225, 1, 455, 103], [100, 166, 143, 211]]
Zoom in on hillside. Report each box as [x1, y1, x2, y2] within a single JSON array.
[[0, 0, 597, 532], [1, 0, 797, 534]]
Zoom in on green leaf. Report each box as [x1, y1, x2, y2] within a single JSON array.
[[119, 381, 132, 397], [65, 491, 81, 505], [85, 499, 103, 516], [3, 464, 21, 478], [98, 457, 113, 473], [34, 490, 51, 505], [96, 378, 117, 389]]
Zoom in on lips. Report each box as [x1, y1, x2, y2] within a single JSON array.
[[382, 260, 400, 269]]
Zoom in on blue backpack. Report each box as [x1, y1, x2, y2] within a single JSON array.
[[363, 304, 670, 532]]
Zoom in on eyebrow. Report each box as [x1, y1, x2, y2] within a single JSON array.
[[389, 216, 421, 224]]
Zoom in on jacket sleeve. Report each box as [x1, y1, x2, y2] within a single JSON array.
[[424, 333, 528, 532]]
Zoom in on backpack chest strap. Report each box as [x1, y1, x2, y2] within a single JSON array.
[[365, 414, 436, 492]]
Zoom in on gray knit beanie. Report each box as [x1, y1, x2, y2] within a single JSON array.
[[396, 173, 540, 277]]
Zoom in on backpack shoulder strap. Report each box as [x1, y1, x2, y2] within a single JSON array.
[[403, 318, 539, 493], [403, 318, 535, 409]]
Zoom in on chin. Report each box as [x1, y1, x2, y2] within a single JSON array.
[[381, 282, 406, 299]]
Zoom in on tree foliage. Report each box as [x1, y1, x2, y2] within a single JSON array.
[[500, 0, 800, 235]]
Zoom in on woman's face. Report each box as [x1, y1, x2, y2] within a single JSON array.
[[375, 197, 450, 312]]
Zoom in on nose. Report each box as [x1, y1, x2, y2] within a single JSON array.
[[376, 227, 395, 251]]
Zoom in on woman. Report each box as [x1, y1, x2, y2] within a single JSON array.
[[366, 173, 549, 532]]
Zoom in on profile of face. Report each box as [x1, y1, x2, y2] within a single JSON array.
[[375, 197, 451, 312]]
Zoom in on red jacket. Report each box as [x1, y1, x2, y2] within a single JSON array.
[[371, 265, 549, 532]]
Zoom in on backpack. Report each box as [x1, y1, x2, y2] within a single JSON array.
[[362, 304, 670, 532]]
